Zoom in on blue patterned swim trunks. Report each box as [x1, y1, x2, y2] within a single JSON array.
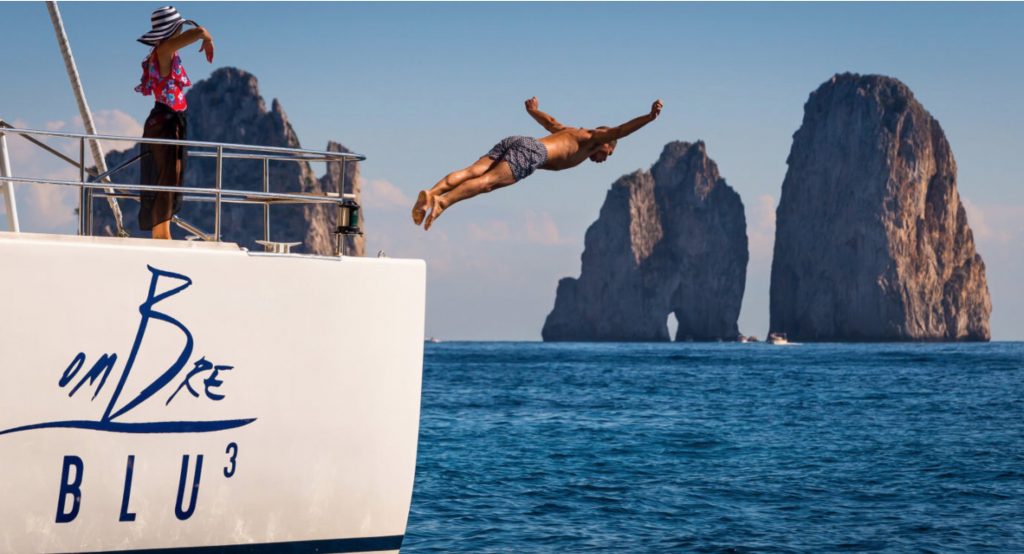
[[486, 136, 548, 182]]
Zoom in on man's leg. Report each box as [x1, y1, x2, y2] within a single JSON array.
[[424, 161, 516, 231], [413, 156, 496, 225]]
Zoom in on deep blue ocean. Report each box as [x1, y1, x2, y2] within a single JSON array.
[[404, 342, 1024, 553]]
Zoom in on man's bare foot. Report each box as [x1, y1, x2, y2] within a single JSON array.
[[424, 195, 447, 231], [412, 190, 433, 225]]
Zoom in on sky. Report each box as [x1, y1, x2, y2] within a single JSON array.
[[1, 2, 1022, 340]]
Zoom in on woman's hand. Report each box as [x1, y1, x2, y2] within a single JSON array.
[[198, 27, 214, 63], [525, 96, 539, 113], [200, 38, 214, 63]]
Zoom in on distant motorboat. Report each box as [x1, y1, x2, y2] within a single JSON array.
[[767, 332, 789, 345], [426, 337, 443, 344]]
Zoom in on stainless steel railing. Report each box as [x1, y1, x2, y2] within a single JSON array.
[[0, 122, 364, 255]]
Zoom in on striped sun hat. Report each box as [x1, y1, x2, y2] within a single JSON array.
[[137, 6, 189, 46]]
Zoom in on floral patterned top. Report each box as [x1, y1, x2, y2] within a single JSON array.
[[135, 50, 191, 112]]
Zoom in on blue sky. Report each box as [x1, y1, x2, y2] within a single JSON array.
[[2, 2, 1022, 340]]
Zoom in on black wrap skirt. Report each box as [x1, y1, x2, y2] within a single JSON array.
[[139, 102, 187, 231]]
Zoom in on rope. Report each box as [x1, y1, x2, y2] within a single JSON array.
[[46, 1, 129, 237]]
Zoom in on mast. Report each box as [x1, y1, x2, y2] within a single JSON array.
[[45, 1, 127, 237]]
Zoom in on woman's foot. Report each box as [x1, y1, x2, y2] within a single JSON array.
[[412, 190, 432, 225], [424, 194, 447, 231]]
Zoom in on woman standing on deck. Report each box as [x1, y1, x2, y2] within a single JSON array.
[[135, 6, 214, 239]]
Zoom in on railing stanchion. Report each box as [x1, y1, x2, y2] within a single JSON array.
[[341, 159, 347, 257], [340, 159, 346, 196], [263, 157, 270, 244], [0, 126, 21, 232], [85, 187, 92, 237], [214, 145, 223, 241], [84, 143, 93, 237], [78, 137, 85, 236]]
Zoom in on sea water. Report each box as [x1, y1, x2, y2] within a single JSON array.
[[405, 342, 1023, 553]]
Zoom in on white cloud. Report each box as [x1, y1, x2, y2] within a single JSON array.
[[525, 210, 570, 245], [1, 111, 143, 233], [461, 211, 571, 245], [21, 184, 77, 231], [963, 199, 993, 241], [962, 198, 1019, 245], [73, 109, 144, 152], [468, 219, 512, 242], [747, 194, 776, 260], [367, 222, 458, 276], [361, 178, 412, 212]]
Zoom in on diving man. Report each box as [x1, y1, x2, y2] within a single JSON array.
[[412, 97, 664, 230]]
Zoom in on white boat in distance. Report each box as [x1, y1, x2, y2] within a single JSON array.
[[767, 332, 789, 345], [0, 124, 425, 552]]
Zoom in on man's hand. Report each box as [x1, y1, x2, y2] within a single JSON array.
[[525, 97, 539, 113], [650, 99, 663, 120]]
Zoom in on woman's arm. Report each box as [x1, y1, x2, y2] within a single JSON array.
[[156, 26, 214, 77]]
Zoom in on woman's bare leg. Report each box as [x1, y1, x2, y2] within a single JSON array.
[[413, 156, 496, 225], [152, 220, 171, 239], [424, 161, 516, 230]]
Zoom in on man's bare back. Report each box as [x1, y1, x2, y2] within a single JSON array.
[[412, 97, 663, 230], [538, 128, 600, 171]]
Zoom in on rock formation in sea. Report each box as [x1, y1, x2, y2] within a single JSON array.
[[306, 140, 364, 256], [94, 67, 363, 256], [542, 141, 748, 342], [769, 73, 990, 341]]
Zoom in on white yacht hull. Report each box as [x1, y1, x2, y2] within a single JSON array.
[[0, 232, 425, 553]]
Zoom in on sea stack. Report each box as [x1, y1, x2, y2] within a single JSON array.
[[309, 141, 364, 257], [97, 67, 363, 256], [769, 73, 991, 341], [542, 141, 748, 342]]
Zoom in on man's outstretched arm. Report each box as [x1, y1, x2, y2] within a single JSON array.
[[525, 97, 567, 133], [593, 100, 664, 143]]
